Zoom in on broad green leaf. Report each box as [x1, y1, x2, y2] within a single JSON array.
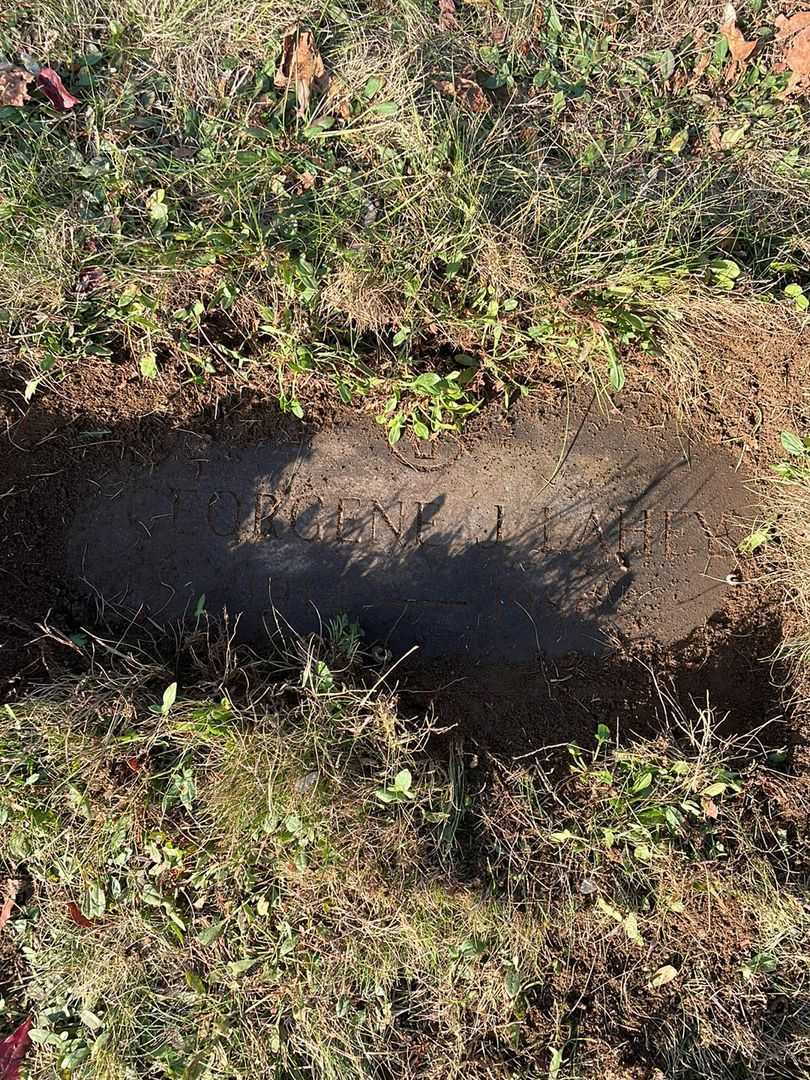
[[394, 769, 413, 793], [668, 128, 689, 154], [139, 351, 157, 379], [147, 189, 169, 233], [596, 895, 622, 923], [631, 771, 653, 794], [79, 1009, 103, 1031], [738, 527, 770, 555], [161, 682, 178, 715], [84, 882, 106, 919], [702, 781, 727, 797], [623, 912, 644, 947], [197, 919, 226, 945], [363, 76, 382, 99], [185, 970, 206, 993], [387, 416, 403, 445], [780, 431, 805, 456], [709, 257, 740, 279], [228, 957, 259, 976], [720, 125, 747, 150], [608, 354, 625, 392], [303, 116, 335, 138], [371, 100, 398, 116], [504, 968, 522, 998], [549, 1046, 563, 1079]]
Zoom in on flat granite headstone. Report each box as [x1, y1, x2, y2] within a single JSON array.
[[67, 407, 753, 661]]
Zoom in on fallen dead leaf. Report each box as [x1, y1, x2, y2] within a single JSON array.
[[435, 73, 489, 113], [0, 1019, 32, 1080], [0, 68, 33, 107], [67, 900, 95, 928], [37, 67, 80, 111], [702, 796, 719, 818], [0, 880, 20, 933], [274, 28, 327, 117], [438, 0, 459, 31], [691, 50, 712, 83], [720, 3, 757, 79], [76, 266, 105, 294], [774, 11, 810, 95], [775, 11, 810, 40]]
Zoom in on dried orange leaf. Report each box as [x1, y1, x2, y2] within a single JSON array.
[[435, 73, 489, 113], [702, 796, 719, 818], [274, 28, 327, 117], [775, 11, 810, 41], [785, 31, 810, 76], [774, 13, 810, 95], [0, 880, 19, 934], [692, 51, 712, 82], [720, 7, 757, 63], [67, 900, 95, 928], [0, 68, 33, 107]]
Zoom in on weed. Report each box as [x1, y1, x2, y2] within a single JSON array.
[[1, 1, 808, 427], [0, 627, 807, 1079]]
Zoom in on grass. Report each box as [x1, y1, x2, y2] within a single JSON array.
[[2, 4, 810, 1075], [760, 435, 810, 673], [0, 622, 808, 1079], [1, 0, 809, 439]]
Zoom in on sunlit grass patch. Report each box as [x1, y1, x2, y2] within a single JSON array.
[[1, 623, 807, 1078], [1, 0, 809, 439]]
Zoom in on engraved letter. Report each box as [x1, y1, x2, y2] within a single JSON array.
[[618, 508, 652, 559], [291, 498, 324, 542], [693, 511, 727, 556], [371, 500, 404, 544], [170, 488, 196, 525], [207, 491, 240, 539], [336, 497, 363, 543], [415, 499, 445, 546], [254, 491, 282, 539]]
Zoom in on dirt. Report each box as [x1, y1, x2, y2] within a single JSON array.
[[67, 399, 751, 653], [0, 348, 806, 758], [632, 305, 810, 462]]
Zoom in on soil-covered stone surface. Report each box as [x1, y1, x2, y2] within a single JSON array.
[[0, 355, 803, 758], [67, 402, 750, 655]]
